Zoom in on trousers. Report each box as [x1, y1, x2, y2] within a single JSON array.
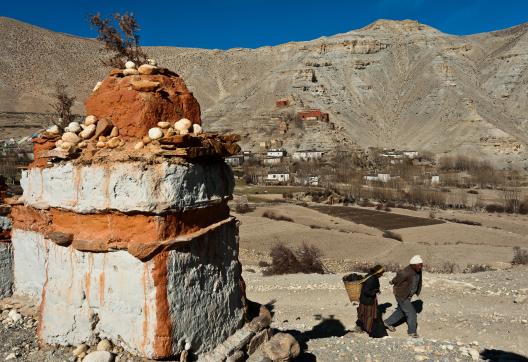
[[384, 297, 417, 334]]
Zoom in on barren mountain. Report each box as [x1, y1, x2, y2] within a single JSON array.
[[1, 17, 528, 167]]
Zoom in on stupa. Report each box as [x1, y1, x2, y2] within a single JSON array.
[[9, 61, 246, 359]]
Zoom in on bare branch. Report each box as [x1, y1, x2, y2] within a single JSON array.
[[49, 82, 76, 130], [89, 12, 148, 68]]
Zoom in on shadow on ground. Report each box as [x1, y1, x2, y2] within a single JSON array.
[[480, 349, 528, 362], [282, 315, 347, 361], [390, 300, 424, 328], [378, 302, 393, 314]]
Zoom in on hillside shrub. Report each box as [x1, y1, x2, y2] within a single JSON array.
[[463, 264, 492, 273], [432, 262, 458, 274], [49, 82, 76, 130], [382, 230, 403, 242], [485, 203, 504, 213], [263, 243, 326, 275], [296, 244, 326, 274], [520, 197, 528, 215], [512, 246, 528, 265], [234, 202, 254, 214], [376, 203, 392, 212], [358, 199, 375, 207], [262, 210, 294, 222]]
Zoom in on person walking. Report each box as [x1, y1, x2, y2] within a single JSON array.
[[384, 255, 423, 338], [354, 265, 387, 338]]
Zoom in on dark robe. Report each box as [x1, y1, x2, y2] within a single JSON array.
[[356, 274, 388, 338]]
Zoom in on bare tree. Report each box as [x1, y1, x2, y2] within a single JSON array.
[[89, 12, 148, 68], [49, 82, 76, 130], [503, 171, 521, 213]]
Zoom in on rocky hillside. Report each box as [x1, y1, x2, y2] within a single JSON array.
[[1, 17, 528, 166]]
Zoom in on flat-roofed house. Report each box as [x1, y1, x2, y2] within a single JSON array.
[[292, 149, 324, 161]]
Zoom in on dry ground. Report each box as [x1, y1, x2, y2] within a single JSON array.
[[237, 201, 528, 359], [3, 267, 527, 361], [236, 203, 528, 270], [244, 266, 528, 360]]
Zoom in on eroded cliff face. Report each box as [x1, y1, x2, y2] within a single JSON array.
[[9, 66, 245, 359], [149, 19, 528, 166]]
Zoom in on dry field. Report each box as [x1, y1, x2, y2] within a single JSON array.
[[308, 205, 444, 230], [235, 202, 528, 270]]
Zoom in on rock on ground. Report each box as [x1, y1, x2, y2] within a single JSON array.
[[83, 351, 114, 362]]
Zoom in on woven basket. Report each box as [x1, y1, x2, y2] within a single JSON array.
[[343, 279, 363, 302], [343, 274, 371, 302]]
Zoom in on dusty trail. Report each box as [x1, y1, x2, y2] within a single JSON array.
[[244, 266, 528, 360]]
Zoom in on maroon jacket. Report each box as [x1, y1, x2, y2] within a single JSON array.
[[391, 265, 422, 300]]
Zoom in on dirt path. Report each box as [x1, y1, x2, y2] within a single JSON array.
[[244, 266, 528, 360]]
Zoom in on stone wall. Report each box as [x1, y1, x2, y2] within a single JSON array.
[[10, 157, 245, 359], [0, 241, 12, 298], [0, 210, 12, 298]]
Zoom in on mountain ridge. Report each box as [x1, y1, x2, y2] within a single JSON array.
[[1, 17, 527, 168]]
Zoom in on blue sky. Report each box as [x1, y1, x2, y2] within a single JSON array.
[[2, 0, 528, 49]]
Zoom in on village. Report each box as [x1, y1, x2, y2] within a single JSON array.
[[226, 145, 433, 187], [224, 98, 437, 188]]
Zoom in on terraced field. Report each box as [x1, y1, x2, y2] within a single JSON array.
[[308, 205, 445, 230]]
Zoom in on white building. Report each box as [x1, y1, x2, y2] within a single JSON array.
[[292, 150, 324, 161], [381, 150, 419, 160], [363, 173, 392, 183], [378, 173, 391, 183], [266, 148, 287, 157], [431, 175, 440, 185], [263, 157, 282, 165], [381, 151, 402, 159], [242, 151, 253, 162], [403, 151, 419, 159], [266, 172, 290, 183], [294, 175, 320, 186]]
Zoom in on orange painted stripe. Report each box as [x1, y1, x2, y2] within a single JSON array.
[[152, 252, 172, 358], [10, 203, 229, 253]]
